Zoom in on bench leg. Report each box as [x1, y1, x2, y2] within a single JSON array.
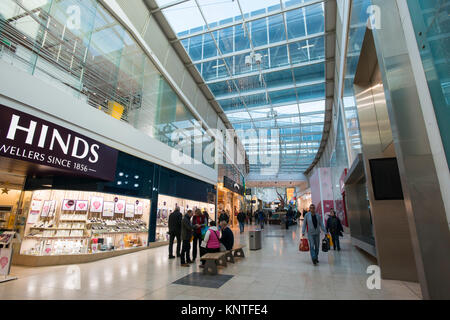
[[203, 260, 218, 275], [234, 248, 245, 258], [217, 255, 227, 267], [225, 251, 234, 263]]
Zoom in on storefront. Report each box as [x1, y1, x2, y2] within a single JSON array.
[[0, 104, 215, 266], [217, 176, 244, 228]]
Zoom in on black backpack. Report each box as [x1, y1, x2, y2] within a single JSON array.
[[322, 236, 330, 252]]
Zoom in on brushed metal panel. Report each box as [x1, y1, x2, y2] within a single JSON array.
[[371, 0, 450, 299]]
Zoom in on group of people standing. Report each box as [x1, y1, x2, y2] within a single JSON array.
[[168, 207, 234, 267]]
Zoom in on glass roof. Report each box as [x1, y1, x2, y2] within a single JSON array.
[[156, 0, 326, 174]]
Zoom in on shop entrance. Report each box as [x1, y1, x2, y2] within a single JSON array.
[[0, 171, 26, 232]]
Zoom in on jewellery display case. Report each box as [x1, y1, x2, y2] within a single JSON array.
[[156, 194, 215, 242], [20, 190, 150, 256]]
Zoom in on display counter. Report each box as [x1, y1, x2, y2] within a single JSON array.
[[19, 190, 151, 258]]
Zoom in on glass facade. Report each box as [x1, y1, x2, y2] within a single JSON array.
[[159, 0, 327, 173], [0, 0, 214, 168], [407, 0, 450, 168], [341, 0, 371, 163]]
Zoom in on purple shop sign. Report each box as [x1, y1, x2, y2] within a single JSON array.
[[0, 104, 118, 181]]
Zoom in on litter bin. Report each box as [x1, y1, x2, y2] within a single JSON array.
[[249, 229, 262, 250]]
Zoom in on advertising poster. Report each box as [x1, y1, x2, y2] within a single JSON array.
[[135, 202, 143, 215], [125, 204, 135, 218], [75, 200, 89, 211], [114, 199, 126, 214], [41, 200, 53, 217], [90, 196, 104, 213], [62, 199, 76, 211], [102, 202, 114, 217]]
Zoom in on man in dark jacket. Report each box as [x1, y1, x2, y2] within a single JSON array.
[[286, 207, 293, 230], [180, 210, 195, 266], [218, 210, 229, 224], [219, 220, 234, 251], [237, 210, 246, 233], [326, 208, 344, 251], [168, 206, 182, 259]]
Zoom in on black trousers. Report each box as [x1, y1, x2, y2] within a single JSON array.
[[180, 240, 191, 264], [169, 233, 181, 257], [331, 233, 341, 250], [192, 233, 202, 260]]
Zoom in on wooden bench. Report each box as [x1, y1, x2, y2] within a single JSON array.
[[200, 252, 227, 275], [232, 244, 245, 258]]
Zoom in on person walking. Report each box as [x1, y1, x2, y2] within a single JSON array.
[[200, 221, 221, 266], [168, 206, 182, 259], [203, 209, 210, 226], [326, 208, 343, 251], [218, 210, 229, 224], [286, 206, 293, 230], [302, 204, 327, 265], [219, 220, 234, 251], [237, 210, 246, 233], [258, 209, 265, 230], [180, 209, 195, 267], [192, 209, 207, 261]]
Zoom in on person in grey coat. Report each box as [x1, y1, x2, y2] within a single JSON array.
[[180, 210, 196, 266], [302, 204, 327, 265]]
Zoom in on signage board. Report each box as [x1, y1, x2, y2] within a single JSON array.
[[0, 104, 118, 181]]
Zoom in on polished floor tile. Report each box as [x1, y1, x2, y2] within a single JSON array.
[[0, 222, 422, 300]]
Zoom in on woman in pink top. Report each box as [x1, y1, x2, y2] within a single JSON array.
[[200, 221, 220, 266]]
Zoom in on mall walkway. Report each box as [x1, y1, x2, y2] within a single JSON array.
[[0, 222, 421, 300]]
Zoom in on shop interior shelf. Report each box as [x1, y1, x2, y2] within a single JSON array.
[[90, 230, 148, 234], [25, 236, 88, 239]]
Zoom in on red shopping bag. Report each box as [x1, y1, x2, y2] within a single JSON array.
[[299, 238, 309, 252]]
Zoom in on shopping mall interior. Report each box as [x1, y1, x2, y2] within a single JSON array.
[[0, 0, 448, 302]]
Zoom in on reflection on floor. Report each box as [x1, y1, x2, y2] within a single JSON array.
[[0, 222, 422, 300]]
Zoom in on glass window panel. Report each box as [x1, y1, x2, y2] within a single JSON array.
[[197, 0, 241, 26], [161, 1, 204, 35], [251, 17, 268, 47], [286, 8, 306, 39], [239, 0, 280, 15], [249, 107, 271, 119], [305, 3, 325, 35], [297, 83, 325, 101], [218, 26, 234, 54], [299, 100, 325, 113], [268, 14, 286, 43], [188, 34, 203, 61], [234, 52, 253, 75], [277, 116, 301, 126], [293, 63, 325, 84], [234, 24, 250, 52], [227, 111, 251, 122], [234, 75, 265, 95], [208, 80, 235, 97], [269, 45, 289, 68], [273, 104, 300, 116], [289, 37, 325, 64], [243, 93, 269, 108], [301, 113, 324, 123], [202, 60, 218, 81], [203, 33, 217, 59], [269, 88, 298, 105], [264, 70, 294, 89]]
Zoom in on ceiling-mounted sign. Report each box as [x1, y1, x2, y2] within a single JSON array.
[[0, 104, 118, 181], [223, 176, 244, 196]]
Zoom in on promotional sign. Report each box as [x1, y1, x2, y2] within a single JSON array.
[[125, 204, 135, 218], [0, 104, 118, 181], [114, 199, 126, 214], [223, 176, 245, 196], [75, 200, 89, 211], [62, 199, 76, 211], [90, 196, 104, 213], [102, 202, 114, 217]]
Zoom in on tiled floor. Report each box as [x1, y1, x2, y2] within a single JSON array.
[[0, 222, 422, 300]]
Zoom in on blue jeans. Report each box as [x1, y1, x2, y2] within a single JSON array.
[[239, 222, 245, 233], [308, 234, 320, 262]]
